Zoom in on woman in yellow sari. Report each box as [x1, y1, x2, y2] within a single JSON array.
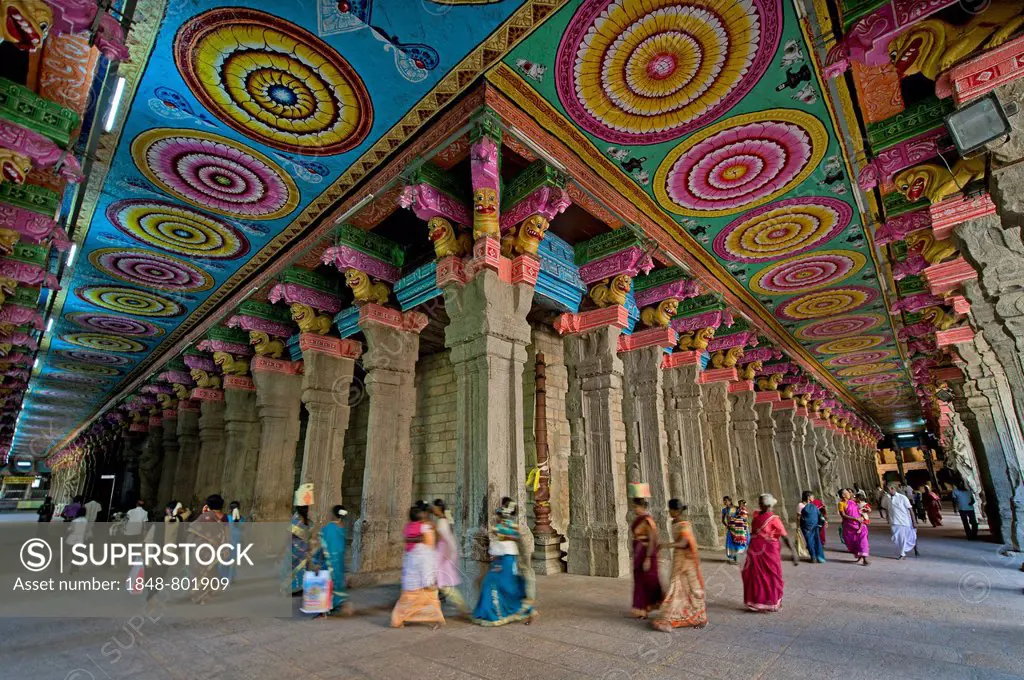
[[652, 499, 707, 631]]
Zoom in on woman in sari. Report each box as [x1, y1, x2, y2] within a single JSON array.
[[432, 499, 467, 614], [319, 504, 353, 617], [288, 504, 321, 594], [726, 499, 750, 564], [811, 495, 828, 547], [922, 484, 944, 527], [798, 491, 826, 563], [630, 497, 663, 619], [391, 506, 445, 628], [741, 494, 799, 612], [652, 500, 706, 631], [839, 488, 871, 565], [472, 501, 535, 626]]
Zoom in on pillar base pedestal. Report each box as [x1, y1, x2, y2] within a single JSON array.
[[532, 531, 565, 575]]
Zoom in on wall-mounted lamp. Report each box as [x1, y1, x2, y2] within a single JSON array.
[[944, 93, 1019, 157]]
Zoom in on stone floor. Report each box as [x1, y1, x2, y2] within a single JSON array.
[[3, 511, 1023, 680]]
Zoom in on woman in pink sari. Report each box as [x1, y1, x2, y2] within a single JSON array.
[[839, 489, 871, 565], [431, 499, 467, 613], [741, 494, 798, 613]]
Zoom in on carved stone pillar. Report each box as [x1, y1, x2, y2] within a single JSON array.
[[662, 353, 720, 548], [562, 314, 630, 577], [352, 307, 423, 579], [728, 384, 763, 504], [119, 433, 143, 508], [792, 409, 814, 494], [297, 334, 360, 524], [251, 357, 304, 522], [701, 377, 736, 516], [138, 417, 163, 506], [194, 396, 226, 502], [171, 401, 200, 507], [221, 377, 261, 511], [813, 422, 839, 497], [157, 410, 178, 506], [621, 337, 674, 534], [754, 398, 787, 525], [444, 268, 536, 588]]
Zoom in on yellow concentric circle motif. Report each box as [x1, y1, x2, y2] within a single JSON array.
[[749, 250, 866, 296], [51, 361, 120, 376], [713, 197, 852, 263], [815, 336, 886, 354], [61, 333, 146, 353], [777, 286, 877, 321], [175, 8, 373, 154], [76, 285, 184, 318], [107, 200, 250, 259], [654, 109, 828, 217], [836, 362, 900, 377], [795, 314, 884, 341]]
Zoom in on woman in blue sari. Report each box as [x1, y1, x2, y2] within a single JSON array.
[[472, 501, 535, 626], [319, 504, 352, 617]]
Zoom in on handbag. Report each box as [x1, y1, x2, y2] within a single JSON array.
[[300, 570, 333, 614]]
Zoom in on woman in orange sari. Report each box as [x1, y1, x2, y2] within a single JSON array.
[[652, 499, 706, 631], [741, 494, 799, 613], [390, 506, 445, 628], [923, 484, 944, 527]]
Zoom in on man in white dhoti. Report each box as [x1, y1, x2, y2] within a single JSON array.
[[880, 484, 918, 559]]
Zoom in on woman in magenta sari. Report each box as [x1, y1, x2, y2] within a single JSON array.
[[923, 484, 944, 527], [630, 497, 663, 618], [741, 494, 798, 613], [839, 489, 871, 565]]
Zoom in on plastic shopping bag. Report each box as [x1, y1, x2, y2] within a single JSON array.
[[300, 570, 332, 614]]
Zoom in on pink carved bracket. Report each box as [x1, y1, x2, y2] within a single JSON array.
[[728, 380, 754, 393], [662, 350, 702, 370], [141, 383, 173, 395], [251, 356, 304, 375], [356, 303, 428, 335], [0, 257, 58, 289], [226, 314, 294, 339], [578, 246, 654, 284], [268, 282, 343, 314], [669, 309, 732, 334], [511, 254, 540, 286], [737, 347, 782, 364], [923, 257, 977, 295], [892, 254, 928, 280], [773, 398, 796, 411], [930, 194, 997, 240], [936, 326, 975, 347], [196, 339, 252, 356], [699, 367, 738, 384], [0, 305, 43, 329], [500, 186, 571, 233], [321, 245, 401, 284], [891, 291, 943, 313], [183, 354, 217, 373], [617, 327, 677, 353], [223, 375, 255, 391], [755, 390, 781, 403], [757, 362, 799, 376], [436, 255, 466, 288], [0, 331, 36, 350], [190, 388, 223, 402], [874, 209, 932, 245], [707, 331, 757, 353], [633, 278, 701, 308], [938, 34, 1024, 104], [0, 119, 84, 183], [399, 183, 471, 227], [157, 370, 193, 386], [554, 305, 630, 335], [296, 333, 362, 358], [858, 129, 951, 191], [0, 203, 60, 244]]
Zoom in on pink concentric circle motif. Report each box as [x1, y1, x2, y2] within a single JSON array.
[[824, 350, 896, 368], [713, 197, 852, 263], [750, 250, 865, 296], [89, 248, 213, 292], [846, 373, 902, 386], [64, 312, 164, 338], [56, 349, 132, 366], [794, 314, 884, 341], [555, 0, 782, 144], [132, 129, 299, 220]]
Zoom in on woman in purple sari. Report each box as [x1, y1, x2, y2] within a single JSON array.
[[630, 497, 663, 618], [839, 489, 870, 565]]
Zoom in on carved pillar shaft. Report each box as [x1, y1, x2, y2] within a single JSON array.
[[701, 380, 736, 519], [194, 398, 226, 502], [754, 400, 787, 525], [563, 324, 630, 577], [157, 412, 178, 506], [728, 388, 763, 505], [791, 411, 815, 495], [138, 421, 163, 505], [662, 360, 720, 548], [251, 359, 304, 522], [621, 345, 671, 534], [352, 316, 420, 578], [172, 403, 201, 507], [221, 380, 260, 512]]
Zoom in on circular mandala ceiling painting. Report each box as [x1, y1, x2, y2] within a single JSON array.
[[65, 312, 164, 338], [776, 286, 878, 322], [175, 8, 373, 155], [749, 249, 866, 296], [56, 349, 132, 367], [76, 286, 184, 318], [60, 333, 146, 353], [131, 130, 299, 220], [89, 248, 214, 293], [655, 109, 827, 217], [713, 197, 851, 263], [555, 0, 782, 144], [814, 336, 886, 354], [107, 200, 249, 260], [794, 314, 884, 341], [824, 350, 896, 368]]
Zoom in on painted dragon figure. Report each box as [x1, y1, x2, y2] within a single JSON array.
[[189, 368, 221, 390], [0, 119, 83, 183], [213, 351, 249, 376], [500, 214, 548, 258], [290, 302, 332, 335], [427, 216, 471, 258], [677, 326, 715, 352], [640, 297, 679, 328], [44, 0, 131, 61], [893, 157, 985, 204], [0, 228, 19, 255], [249, 331, 284, 359], [344, 268, 390, 306], [0, 0, 51, 51], [888, 1, 1024, 81], [589, 274, 631, 308]]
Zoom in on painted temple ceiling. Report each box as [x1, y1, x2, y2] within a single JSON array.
[[20, 0, 996, 458]]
